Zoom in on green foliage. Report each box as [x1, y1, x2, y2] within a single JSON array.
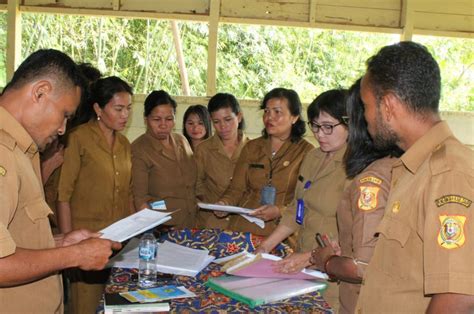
[[0, 12, 471, 112]]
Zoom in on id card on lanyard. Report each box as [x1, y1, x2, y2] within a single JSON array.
[[296, 180, 312, 225]]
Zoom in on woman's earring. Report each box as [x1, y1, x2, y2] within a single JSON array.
[[97, 115, 101, 121]]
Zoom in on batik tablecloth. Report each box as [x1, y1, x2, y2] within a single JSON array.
[[100, 228, 332, 313]]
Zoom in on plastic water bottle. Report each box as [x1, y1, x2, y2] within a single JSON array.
[[138, 232, 157, 288]]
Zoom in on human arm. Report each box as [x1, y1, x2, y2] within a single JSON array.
[[194, 144, 207, 202], [56, 201, 72, 233], [131, 145, 153, 210], [0, 237, 121, 287], [40, 140, 64, 184], [250, 204, 281, 221], [255, 223, 295, 253], [426, 293, 474, 314]]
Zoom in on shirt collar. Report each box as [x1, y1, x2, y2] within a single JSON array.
[[0, 106, 38, 154], [400, 121, 453, 174]]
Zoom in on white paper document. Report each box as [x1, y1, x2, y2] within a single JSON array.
[[106, 237, 140, 269], [155, 241, 215, 277], [198, 202, 265, 229], [99, 209, 172, 242]]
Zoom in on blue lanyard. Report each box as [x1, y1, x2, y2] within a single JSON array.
[[296, 180, 312, 225]]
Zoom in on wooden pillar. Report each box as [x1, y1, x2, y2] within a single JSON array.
[[401, 0, 414, 41], [6, 0, 21, 82], [206, 0, 220, 96], [309, 0, 317, 24], [170, 21, 190, 96]]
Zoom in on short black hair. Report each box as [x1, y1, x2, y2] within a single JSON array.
[[183, 104, 212, 144], [3, 49, 86, 96], [344, 79, 403, 178], [144, 90, 177, 117], [259, 88, 306, 143], [77, 62, 102, 85], [307, 89, 348, 124], [366, 41, 441, 114], [208, 93, 246, 130]]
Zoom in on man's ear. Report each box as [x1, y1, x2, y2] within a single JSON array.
[[380, 93, 401, 122], [31, 80, 53, 104]]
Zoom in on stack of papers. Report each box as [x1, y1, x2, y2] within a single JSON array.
[[104, 293, 169, 314], [206, 276, 327, 308], [222, 252, 329, 280], [99, 209, 172, 242], [156, 241, 215, 277], [198, 202, 265, 229]]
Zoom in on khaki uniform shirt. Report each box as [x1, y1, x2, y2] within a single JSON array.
[[220, 136, 314, 236], [0, 107, 63, 313], [280, 146, 349, 252], [337, 156, 395, 314], [357, 121, 474, 313], [195, 133, 249, 229], [58, 120, 133, 231], [131, 131, 197, 228]]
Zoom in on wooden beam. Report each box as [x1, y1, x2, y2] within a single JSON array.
[[6, 0, 21, 82], [401, 0, 414, 41], [170, 21, 190, 96], [206, 0, 220, 96], [112, 0, 120, 11], [309, 0, 317, 24], [21, 6, 209, 23]]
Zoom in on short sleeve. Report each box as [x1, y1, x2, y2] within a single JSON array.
[[57, 131, 82, 202], [0, 146, 18, 257], [424, 169, 474, 295]]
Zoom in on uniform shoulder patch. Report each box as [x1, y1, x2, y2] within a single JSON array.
[[358, 186, 380, 211], [435, 195, 472, 208], [0, 166, 6, 176], [438, 215, 466, 249], [359, 176, 382, 185], [0, 129, 17, 151]]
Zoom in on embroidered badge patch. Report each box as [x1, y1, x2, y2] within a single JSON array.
[[359, 176, 382, 185], [391, 201, 400, 213], [0, 166, 6, 176], [438, 215, 466, 249], [358, 186, 379, 211], [435, 195, 472, 208]]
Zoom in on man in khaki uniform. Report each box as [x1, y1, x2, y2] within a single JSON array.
[[0, 49, 120, 313], [356, 42, 474, 312]]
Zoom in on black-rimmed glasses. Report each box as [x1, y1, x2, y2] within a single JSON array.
[[307, 121, 344, 135]]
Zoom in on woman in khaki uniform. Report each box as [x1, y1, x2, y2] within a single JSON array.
[[132, 90, 197, 228], [217, 88, 314, 236], [310, 80, 403, 314], [57, 76, 135, 314], [195, 93, 249, 229], [257, 89, 349, 309]]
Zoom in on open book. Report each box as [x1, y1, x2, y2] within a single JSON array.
[[206, 275, 327, 308], [222, 252, 328, 280], [99, 209, 172, 242]]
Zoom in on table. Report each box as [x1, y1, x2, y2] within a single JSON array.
[[100, 228, 332, 313]]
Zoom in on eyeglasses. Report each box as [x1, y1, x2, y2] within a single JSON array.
[[307, 121, 344, 135]]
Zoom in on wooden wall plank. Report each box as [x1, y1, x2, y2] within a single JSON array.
[[221, 0, 309, 22], [415, 0, 474, 16], [316, 0, 400, 10], [121, 0, 209, 14], [415, 11, 474, 33], [315, 5, 400, 28]]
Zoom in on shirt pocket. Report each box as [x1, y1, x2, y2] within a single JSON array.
[[377, 215, 412, 280], [24, 197, 53, 223]]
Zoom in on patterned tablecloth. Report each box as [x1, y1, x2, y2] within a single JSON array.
[[100, 228, 332, 313]]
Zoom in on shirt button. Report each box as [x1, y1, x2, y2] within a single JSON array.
[[113, 155, 117, 158], [115, 171, 119, 175]]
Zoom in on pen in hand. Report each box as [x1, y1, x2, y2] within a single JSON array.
[[315, 233, 326, 248]]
